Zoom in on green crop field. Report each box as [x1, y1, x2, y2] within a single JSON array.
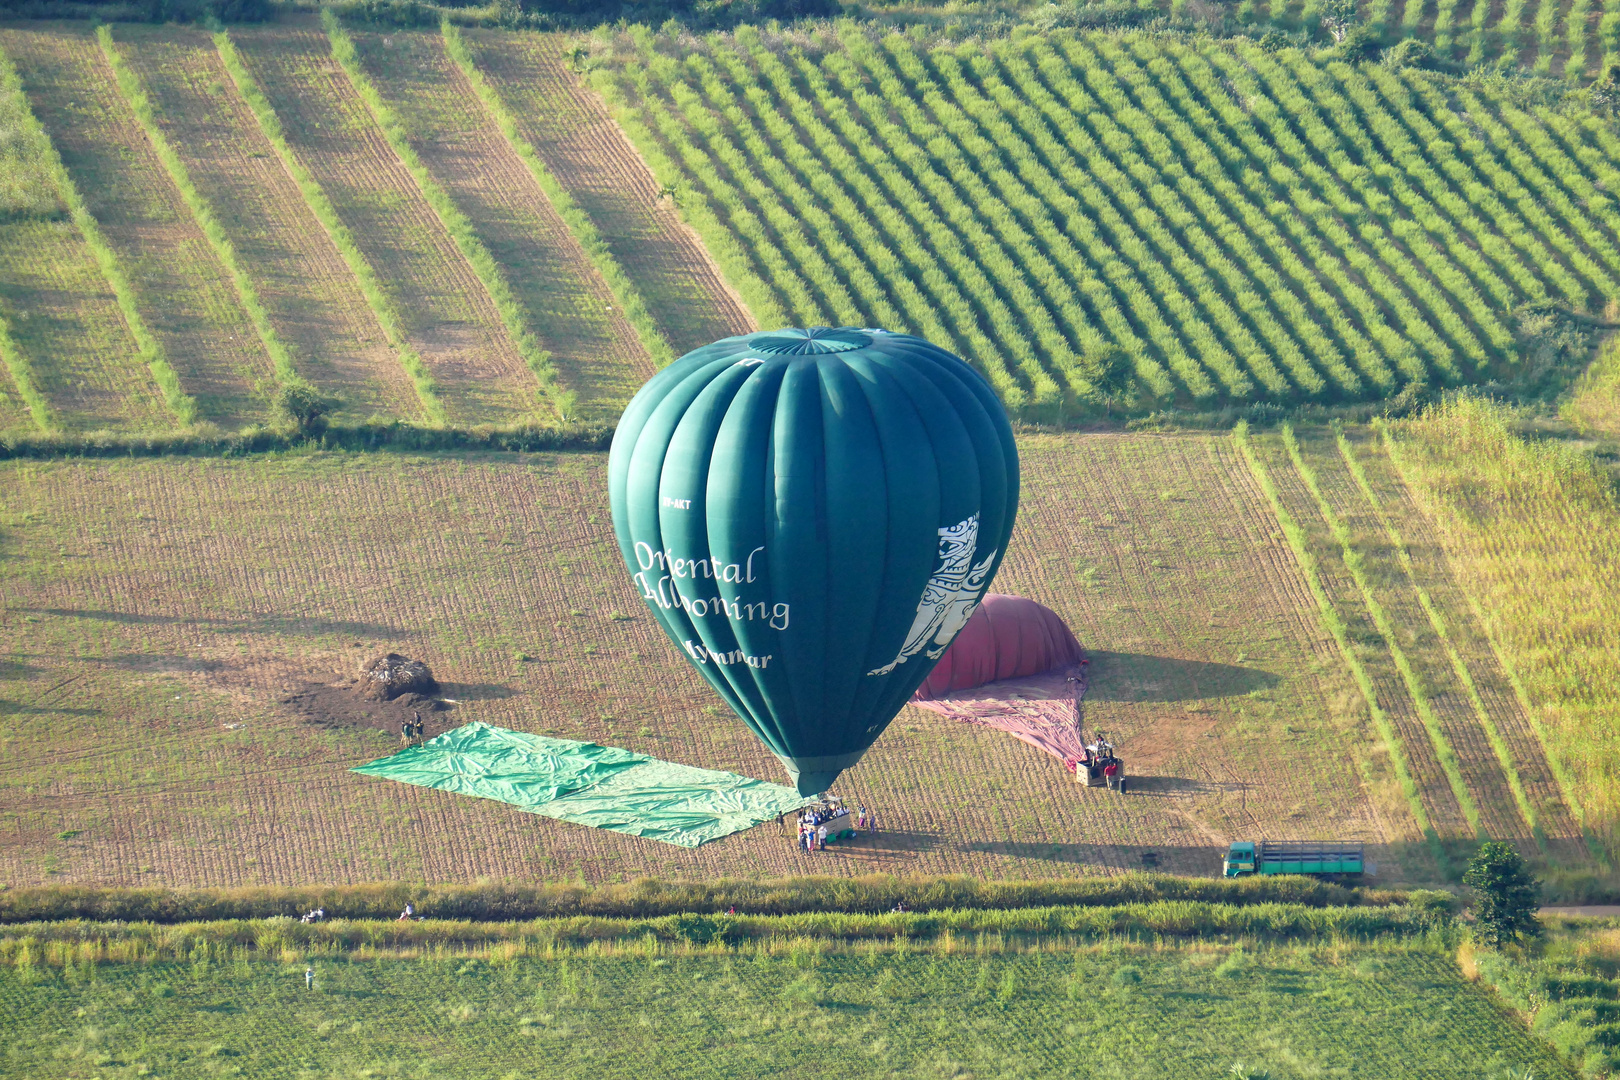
[[594, 23, 1620, 419], [0, 930, 1576, 1079], [3, 14, 1618, 435]]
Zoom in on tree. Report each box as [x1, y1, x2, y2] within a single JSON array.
[[1320, 0, 1359, 42], [1463, 842, 1542, 948]]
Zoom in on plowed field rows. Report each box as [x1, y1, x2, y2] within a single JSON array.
[[1245, 432, 1475, 848], [113, 26, 421, 425], [0, 437, 1407, 888], [2, 25, 265, 428], [349, 28, 652, 422], [230, 23, 541, 426], [464, 30, 755, 354]]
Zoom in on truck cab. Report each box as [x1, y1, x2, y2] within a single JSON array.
[[1223, 842, 1257, 877]]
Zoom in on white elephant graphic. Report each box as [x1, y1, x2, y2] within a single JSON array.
[[868, 513, 997, 677]]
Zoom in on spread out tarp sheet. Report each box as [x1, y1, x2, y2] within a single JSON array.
[[352, 721, 813, 848]]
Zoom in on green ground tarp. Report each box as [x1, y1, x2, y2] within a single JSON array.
[[352, 722, 813, 848]]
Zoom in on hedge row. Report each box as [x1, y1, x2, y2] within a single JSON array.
[[0, 421, 612, 459], [0, 874, 1431, 924]]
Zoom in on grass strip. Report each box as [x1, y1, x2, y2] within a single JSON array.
[[324, 10, 574, 422], [441, 22, 675, 369], [0, 873, 1404, 925], [0, 900, 1456, 964], [0, 53, 55, 432], [0, 306, 49, 433], [1280, 423, 1486, 842], [1232, 421, 1447, 871], [98, 26, 298, 408], [213, 29, 446, 426], [1337, 423, 1544, 847], [0, 40, 194, 427], [591, 67, 789, 331]]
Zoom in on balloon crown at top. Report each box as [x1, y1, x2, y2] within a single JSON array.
[[746, 327, 874, 355]]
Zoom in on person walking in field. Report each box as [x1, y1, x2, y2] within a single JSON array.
[[1103, 758, 1119, 791]]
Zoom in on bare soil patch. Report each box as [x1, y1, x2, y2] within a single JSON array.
[[281, 677, 453, 739]]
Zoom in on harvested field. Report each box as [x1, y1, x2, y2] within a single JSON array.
[[348, 28, 653, 422], [464, 29, 755, 354], [229, 20, 542, 426], [2, 25, 265, 428], [0, 436, 1429, 889], [113, 25, 422, 426]]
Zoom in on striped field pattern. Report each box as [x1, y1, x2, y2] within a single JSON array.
[[598, 26, 1620, 418]]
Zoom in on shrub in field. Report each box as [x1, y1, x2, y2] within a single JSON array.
[[271, 383, 341, 436]]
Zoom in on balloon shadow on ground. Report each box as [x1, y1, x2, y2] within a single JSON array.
[[1083, 651, 1279, 702]]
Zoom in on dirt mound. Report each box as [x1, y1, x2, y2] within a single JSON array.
[[357, 653, 439, 701], [281, 681, 452, 739]]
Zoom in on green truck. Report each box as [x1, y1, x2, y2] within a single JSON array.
[[1222, 840, 1365, 879]]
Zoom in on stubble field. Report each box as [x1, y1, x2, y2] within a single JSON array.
[[0, 428, 1573, 889]]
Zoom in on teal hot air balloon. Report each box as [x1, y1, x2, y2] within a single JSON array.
[[609, 327, 1019, 796]]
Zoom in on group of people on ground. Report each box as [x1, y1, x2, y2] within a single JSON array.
[[1078, 742, 1125, 791], [399, 712, 426, 747], [795, 800, 878, 853], [299, 908, 325, 924]]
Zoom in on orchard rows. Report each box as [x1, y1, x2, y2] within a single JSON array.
[[603, 27, 1620, 416]]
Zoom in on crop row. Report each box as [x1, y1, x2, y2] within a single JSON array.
[[605, 28, 1620, 416]]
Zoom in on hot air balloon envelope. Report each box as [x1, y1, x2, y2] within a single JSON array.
[[609, 327, 1020, 795]]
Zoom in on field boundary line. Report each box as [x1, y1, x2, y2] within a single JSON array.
[[591, 68, 791, 331], [1334, 423, 1545, 848], [98, 26, 299, 407], [0, 39, 193, 427], [1281, 423, 1487, 841], [1377, 420, 1606, 863], [1232, 421, 1445, 867], [213, 29, 445, 426], [441, 22, 674, 370], [324, 11, 574, 422]]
